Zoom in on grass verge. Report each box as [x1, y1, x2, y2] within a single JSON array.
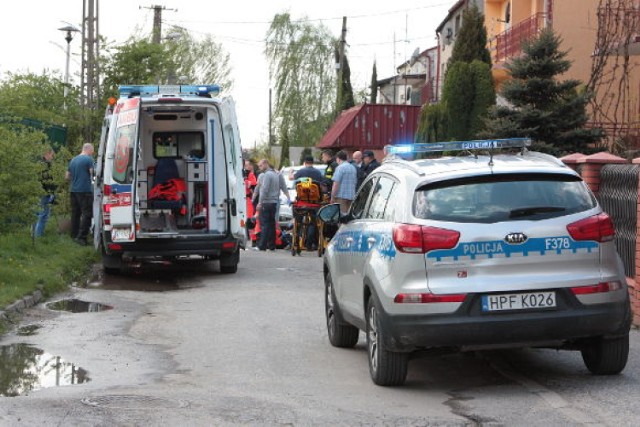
[[0, 228, 98, 334]]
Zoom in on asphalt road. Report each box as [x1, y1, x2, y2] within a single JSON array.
[[1, 249, 639, 426]]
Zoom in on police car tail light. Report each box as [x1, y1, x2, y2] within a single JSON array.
[[567, 213, 615, 242], [394, 293, 467, 303], [570, 281, 623, 295], [393, 224, 460, 253]]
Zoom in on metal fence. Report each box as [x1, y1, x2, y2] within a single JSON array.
[[598, 164, 639, 277]]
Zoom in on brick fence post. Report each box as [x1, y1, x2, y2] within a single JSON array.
[[559, 152, 586, 171], [577, 152, 627, 196]]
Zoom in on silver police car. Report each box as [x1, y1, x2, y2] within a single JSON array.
[[319, 139, 631, 386]]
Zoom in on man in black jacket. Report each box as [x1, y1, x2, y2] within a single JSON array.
[[361, 150, 380, 178]]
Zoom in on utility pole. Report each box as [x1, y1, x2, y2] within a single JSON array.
[[141, 5, 177, 44], [81, 0, 100, 143], [336, 16, 347, 113]]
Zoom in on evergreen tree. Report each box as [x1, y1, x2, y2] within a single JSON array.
[[334, 46, 355, 112], [369, 61, 378, 104], [449, 4, 491, 65], [481, 28, 603, 154]]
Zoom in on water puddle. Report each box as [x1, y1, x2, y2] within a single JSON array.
[[46, 299, 113, 313], [0, 344, 90, 397], [16, 325, 42, 336]]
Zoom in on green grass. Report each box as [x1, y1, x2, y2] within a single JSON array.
[[0, 225, 98, 333]]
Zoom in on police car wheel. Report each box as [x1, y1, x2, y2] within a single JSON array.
[[325, 272, 358, 348], [581, 334, 629, 375], [366, 295, 408, 386]]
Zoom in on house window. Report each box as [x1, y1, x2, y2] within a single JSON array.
[[406, 87, 412, 104], [455, 14, 461, 34]]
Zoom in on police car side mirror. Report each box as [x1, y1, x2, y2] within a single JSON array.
[[318, 203, 341, 225]]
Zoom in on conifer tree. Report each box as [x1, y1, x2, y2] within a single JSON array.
[[369, 61, 378, 104], [449, 4, 491, 65], [481, 28, 603, 154]]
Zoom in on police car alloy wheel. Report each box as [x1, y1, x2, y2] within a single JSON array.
[[325, 273, 359, 348]]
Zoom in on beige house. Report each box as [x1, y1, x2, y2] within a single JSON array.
[[483, 0, 640, 149]]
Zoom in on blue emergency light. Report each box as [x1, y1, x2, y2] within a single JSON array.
[[118, 84, 221, 98], [388, 138, 532, 154]]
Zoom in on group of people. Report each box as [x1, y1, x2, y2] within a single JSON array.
[[34, 143, 95, 247], [245, 148, 384, 253]]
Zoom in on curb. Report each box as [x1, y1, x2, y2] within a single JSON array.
[[0, 287, 44, 324]]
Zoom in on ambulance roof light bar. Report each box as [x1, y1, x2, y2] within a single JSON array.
[[118, 84, 221, 98], [389, 138, 532, 155]]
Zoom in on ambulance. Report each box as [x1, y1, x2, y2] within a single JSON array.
[[93, 85, 245, 273]]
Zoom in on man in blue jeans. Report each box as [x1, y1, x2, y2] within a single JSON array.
[[33, 148, 57, 238], [66, 143, 94, 245], [254, 159, 290, 251]]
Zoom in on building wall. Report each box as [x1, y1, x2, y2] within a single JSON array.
[[551, 0, 600, 85]]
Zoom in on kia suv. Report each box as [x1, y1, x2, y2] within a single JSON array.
[[319, 139, 632, 386]]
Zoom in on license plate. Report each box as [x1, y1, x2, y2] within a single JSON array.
[[481, 291, 556, 312], [112, 228, 132, 241]]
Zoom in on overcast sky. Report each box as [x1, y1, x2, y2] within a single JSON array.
[[0, 1, 452, 149]]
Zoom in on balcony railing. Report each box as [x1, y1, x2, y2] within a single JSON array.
[[491, 13, 547, 64]]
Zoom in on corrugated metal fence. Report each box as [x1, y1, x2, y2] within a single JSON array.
[[598, 164, 639, 277]]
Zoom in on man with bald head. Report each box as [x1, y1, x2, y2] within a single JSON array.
[[66, 143, 95, 245]]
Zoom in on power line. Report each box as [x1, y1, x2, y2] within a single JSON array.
[[162, 2, 451, 26]]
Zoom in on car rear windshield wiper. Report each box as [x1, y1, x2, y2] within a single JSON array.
[[509, 206, 566, 218]]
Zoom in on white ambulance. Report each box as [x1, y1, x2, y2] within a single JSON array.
[[93, 85, 245, 274]]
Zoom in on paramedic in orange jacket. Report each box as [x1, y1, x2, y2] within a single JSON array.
[[243, 159, 257, 242]]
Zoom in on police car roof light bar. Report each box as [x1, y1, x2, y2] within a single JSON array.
[[388, 138, 532, 155], [118, 84, 221, 98]]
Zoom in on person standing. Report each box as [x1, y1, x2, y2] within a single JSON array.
[[243, 159, 258, 244], [330, 150, 357, 214], [66, 143, 94, 245], [349, 150, 365, 190], [254, 159, 288, 251], [361, 150, 381, 178], [321, 150, 338, 186], [33, 148, 57, 238]]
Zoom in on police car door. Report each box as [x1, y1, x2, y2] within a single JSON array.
[[333, 178, 375, 317], [218, 97, 246, 245], [107, 97, 140, 243]]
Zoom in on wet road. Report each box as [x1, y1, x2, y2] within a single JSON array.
[[1, 249, 640, 425]]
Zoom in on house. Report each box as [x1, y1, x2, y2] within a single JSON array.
[[376, 47, 438, 105], [435, 0, 484, 100], [482, 0, 640, 148], [316, 103, 421, 156]]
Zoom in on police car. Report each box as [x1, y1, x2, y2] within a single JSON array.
[[318, 138, 632, 386]]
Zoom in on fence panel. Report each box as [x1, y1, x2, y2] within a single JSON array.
[[598, 164, 639, 277]]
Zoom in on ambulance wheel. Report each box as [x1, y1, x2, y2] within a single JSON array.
[[101, 246, 122, 275], [219, 249, 239, 274]]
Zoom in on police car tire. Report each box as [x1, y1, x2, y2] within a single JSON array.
[[220, 249, 239, 274], [581, 334, 629, 375], [325, 273, 359, 348], [366, 295, 408, 386]]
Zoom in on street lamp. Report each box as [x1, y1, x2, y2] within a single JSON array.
[[58, 24, 80, 105]]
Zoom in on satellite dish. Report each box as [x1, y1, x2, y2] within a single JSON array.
[[409, 47, 420, 66]]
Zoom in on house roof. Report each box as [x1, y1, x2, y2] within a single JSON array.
[[436, 0, 467, 33], [316, 103, 422, 150]]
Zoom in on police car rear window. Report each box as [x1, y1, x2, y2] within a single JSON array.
[[413, 173, 596, 223]]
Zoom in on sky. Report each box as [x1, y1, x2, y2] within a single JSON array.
[[0, 1, 452, 149]]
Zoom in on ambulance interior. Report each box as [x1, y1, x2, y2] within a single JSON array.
[[136, 106, 213, 235]]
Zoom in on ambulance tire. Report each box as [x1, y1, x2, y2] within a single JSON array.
[[219, 249, 239, 274], [101, 246, 123, 275]]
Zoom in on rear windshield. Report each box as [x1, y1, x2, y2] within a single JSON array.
[[413, 173, 597, 223]]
